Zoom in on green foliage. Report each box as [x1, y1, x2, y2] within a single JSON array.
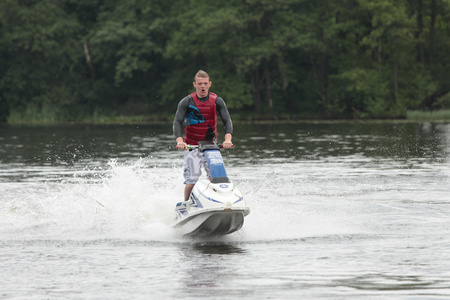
[[0, 0, 83, 117], [407, 109, 450, 120], [434, 92, 450, 109], [88, 0, 164, 84], [1, 0, 450, 123], [7, 102, 64, 125]]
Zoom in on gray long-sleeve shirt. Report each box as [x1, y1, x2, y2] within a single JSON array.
[[173, 93, 233, 140]]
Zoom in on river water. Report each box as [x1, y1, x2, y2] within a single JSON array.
[[1, 122, 449, 299]]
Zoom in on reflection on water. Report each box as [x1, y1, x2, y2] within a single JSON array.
[[337, 274, 442, 291], [0, 124, 172, 166], [178, 242, 247, 293], [1, 122, 449, 167], [189, 242, 247, 255], [237, 122, 449, 162]]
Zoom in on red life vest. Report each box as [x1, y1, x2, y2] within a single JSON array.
[[184, 92, 217, 145]]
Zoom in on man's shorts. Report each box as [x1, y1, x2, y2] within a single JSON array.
[[183, 149, 211, 184]]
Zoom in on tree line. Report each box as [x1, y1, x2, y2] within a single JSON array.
[[1, 0, 449, 123]]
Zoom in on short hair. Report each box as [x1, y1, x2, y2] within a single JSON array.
[[194, 70, 209, 82]]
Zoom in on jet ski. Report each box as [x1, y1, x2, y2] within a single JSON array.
[[172, 141, 250, 238]]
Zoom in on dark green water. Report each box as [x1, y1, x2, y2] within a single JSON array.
[[1, 121, 447, 164]]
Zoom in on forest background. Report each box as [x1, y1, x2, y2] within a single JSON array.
[[1, 0, 449, 124]]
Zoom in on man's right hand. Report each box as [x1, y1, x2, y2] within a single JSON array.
[[176, 141, 188, 150]]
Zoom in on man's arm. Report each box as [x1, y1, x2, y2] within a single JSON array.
[[173, 96, 190, 150], [216, 97, 233, 148]]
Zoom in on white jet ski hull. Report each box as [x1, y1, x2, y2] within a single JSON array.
[[173, 209, 246, 237], [172, 179, 250, 238]]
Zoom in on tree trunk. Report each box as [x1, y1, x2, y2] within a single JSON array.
[[429, 0, 436, 66], [83, 41, 96, 85], [378, 37, 382, 63], [392, 32, 398, 97], [419, 89, 442, 109], [249, 69, 262, 113], [310, 55, 326, 108], [393, 58, 398, 96], [278, 56, 292, 112], [416, 0, 425, 67], [314, 13, 329, 111], [264, 59, 273, 112], [319, 53, 328, 90]]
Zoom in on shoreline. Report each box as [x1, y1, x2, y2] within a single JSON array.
[[3, 110, 450, 126]]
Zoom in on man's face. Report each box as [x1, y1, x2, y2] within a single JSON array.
[[193, 77, 211, 98]]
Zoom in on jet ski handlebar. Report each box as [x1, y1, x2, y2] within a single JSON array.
[[187, 141, 233, 152]]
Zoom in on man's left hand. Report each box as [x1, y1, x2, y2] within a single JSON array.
[[222, 140, 233, 149]]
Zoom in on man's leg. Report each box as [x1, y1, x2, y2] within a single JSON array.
[[184, 184, 194, 201], [183, 149, 203, 201]]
